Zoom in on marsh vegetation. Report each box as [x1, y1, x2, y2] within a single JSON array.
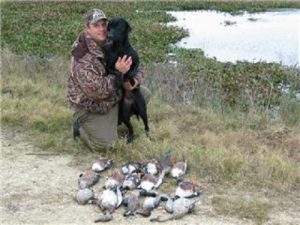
[[1, 1, 300, 224]]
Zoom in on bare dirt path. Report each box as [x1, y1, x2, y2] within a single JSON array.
[[0, 128, 298, 225]]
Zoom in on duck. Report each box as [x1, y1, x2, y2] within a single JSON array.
[[170, 160, 187, 179], [144, 159, 160, 175], [104, 170, 125, 190], [122, 193, 140, 217], [74, 188, 95, 205], [92, 158, 113, 173], [164, 195, 175, 213], [121, 161, 142, 175], [138, 172, 165, 196], [158, 151, 173, 174], [136, 196, 164, 217], [122, 173, 141, 191], [175, 179, 203, 198], [94, 187, 123, 222], [150, 196, 198, 222], [78, 170, 100, 189]]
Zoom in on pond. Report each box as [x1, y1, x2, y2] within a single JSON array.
[[167, 9, 300, 67]]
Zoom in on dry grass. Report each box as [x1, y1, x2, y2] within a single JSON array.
[[1, 50, 300, 194], [212, 195, 271, 225]]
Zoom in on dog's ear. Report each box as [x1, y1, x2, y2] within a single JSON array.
[[107, 20, 111, 31]]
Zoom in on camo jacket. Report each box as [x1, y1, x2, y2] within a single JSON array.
[[67, 31, 143, 114]]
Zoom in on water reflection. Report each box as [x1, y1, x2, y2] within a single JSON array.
[[167, 9, 300, 67]]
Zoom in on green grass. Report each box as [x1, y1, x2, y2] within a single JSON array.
[[2, 1, 299, 110], [1, 1, 186, 63], [145, 47, 300, 113], [212, 196, 271, 225], [2, 1, 300, 61]]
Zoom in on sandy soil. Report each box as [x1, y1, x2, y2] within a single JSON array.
[[0, 128, 299, 225]]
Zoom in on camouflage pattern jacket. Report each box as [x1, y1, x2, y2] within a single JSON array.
[[67, 31, 142, 113]]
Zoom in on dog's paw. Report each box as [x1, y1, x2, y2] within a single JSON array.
[[126, 135, 134, 144]]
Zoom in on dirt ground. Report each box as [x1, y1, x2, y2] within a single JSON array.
[[1, 128, 299, 225]]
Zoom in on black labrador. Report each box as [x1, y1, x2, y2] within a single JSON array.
[[104, 17, 149, 143]]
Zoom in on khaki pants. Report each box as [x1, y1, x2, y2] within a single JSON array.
[[73, 105, 118, 151], [73, 86, 151, 152]]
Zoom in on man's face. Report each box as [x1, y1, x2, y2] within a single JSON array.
[[86, 20, 108, 44]]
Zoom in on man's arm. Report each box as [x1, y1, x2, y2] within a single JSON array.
[[74, 64, 119, 101], [74, 55, 133, 99]]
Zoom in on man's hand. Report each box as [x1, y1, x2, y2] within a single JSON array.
[[123, 79, 140, 91], [115, 55, 132, 75]]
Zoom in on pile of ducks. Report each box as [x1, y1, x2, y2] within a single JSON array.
[[74, 152, 203, 222]]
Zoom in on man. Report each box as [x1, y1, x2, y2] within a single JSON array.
[[67, 9, 150, 151]]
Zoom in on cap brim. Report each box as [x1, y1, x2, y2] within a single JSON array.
[[90, 18, 107, 24]]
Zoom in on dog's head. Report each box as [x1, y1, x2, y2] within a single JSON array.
[[108, 17, 132, 45]]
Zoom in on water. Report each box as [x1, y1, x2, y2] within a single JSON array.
[[167, 9, 300, 67]]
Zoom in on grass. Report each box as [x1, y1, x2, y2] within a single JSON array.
[[2, 1, 300, 62], [2, 55, 300, 225], [2, 2, 299, 110], [1, 1, 185, 64], [212, 195, 271, 225], [2, 48, 299, 194]]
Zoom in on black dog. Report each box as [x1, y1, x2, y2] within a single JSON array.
[[104, 17, 149, 143]]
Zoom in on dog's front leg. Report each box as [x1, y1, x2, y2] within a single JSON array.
[[133, 91, 149, 136], [123, 119, 134, 143], [121, 101, 134, 143]]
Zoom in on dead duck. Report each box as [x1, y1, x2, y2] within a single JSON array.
[[122, 173, 141, 191], [150, 196, 198, 222], [170, 160, 187, 179], [175, 180, 203, 198], [137, 196, 165, 217], [94, 187, 123, 222], [78, 170, 100, 189], [104, 170, 125, 190], [121, 161, 142, 175], [138, 172, 165, 196], [122, 193, 140, 217], [158, 151, 173, 174], [74, 188, 95, 205], [164, 195, 175, 213], [144, 159, 160, 175], [92, 158, 113, 173]]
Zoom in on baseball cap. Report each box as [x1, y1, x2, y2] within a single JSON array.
[[85, 9, 107, 24]]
